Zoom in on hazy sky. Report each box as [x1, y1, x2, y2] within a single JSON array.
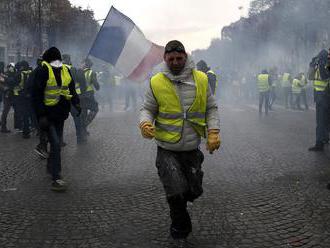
[[69, 0, 251, 51]]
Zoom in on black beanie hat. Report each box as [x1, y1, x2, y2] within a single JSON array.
[[164, 40, 186, 54], [42, 47, 62, 63]]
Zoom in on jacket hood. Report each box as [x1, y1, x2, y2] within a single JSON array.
[[42, 47, 62, 63], [160, 55, 195, 82]]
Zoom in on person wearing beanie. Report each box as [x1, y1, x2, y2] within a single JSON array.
[[77, 57, 100, 139], [139, 40, 221, 245], [31, 47, 81, 191], [196, 60, 218, 95], [1, 63, 19, 133], [14, 60, 33, 138], [62, 54, 86, 144]]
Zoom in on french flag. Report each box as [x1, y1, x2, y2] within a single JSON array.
[[89, 7, 164, 81]]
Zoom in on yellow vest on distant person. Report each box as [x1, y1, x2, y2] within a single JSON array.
[[281, 73, 291, 87], [84, 68, 94, 92], [64, 64, 81, 95], [150, 69, 208, 143], [13, 70, 32, 96], [257, 74, 270, 92], [292, 78, 302, 94]]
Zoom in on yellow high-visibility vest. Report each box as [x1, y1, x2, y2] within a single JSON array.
[[42, 61, 72, 106], [84, 68, 94, 92], [292, 78, 302, 94], [64, 64, 81, 95], [150, 69, 208, 143], [13, 70, 32, 96], [313, 68, 329, 92], [281, 73, 291, 87], [257, 74, 270, 92]]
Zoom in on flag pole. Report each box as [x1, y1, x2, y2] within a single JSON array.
[[87, 5, 114, 59]]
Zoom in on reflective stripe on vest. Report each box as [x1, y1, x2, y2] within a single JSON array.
[[14, 70, 31, 96], [257, 74, 270, 92], [42, 61, 72, 106], [150, 69, 208, 144], [84, 69, 94, 92], [75, 82, 81, 95], [292, 79, 302, 94], [281, 73, 291, 87], [313, 69, 329, 92]]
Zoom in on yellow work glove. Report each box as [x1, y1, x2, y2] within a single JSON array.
[[139, 121, 155, 139], [206, 129, 221, 154]]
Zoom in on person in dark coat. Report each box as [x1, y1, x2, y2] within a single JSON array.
[[32, 47, 80, 191], [1, 63, 19, 133]]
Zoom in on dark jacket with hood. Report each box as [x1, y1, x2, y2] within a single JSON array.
[[310, 49, 330, 81], [31, 47, 79, 121]]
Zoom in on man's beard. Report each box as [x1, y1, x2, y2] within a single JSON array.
[[170, 66, 184, 75]]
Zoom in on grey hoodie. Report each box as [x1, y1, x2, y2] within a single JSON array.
[[139, 56, 220, 151]]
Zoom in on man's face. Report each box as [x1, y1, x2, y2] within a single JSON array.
[[164, 52, 187, 75]]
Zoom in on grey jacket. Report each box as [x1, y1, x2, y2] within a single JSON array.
[[139, 56, 220, 151]]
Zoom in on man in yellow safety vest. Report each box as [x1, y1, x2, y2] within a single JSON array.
[[257, 69, 271, 115], [139, 40, 221, 245], [32, 47, 81, 191], [308, 49, 330, 151]]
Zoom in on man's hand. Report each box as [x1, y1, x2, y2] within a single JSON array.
[[139, 121, 155, 139], [206, 129, 221, 154]]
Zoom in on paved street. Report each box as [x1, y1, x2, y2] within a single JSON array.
[[1, 103, 330, 248]]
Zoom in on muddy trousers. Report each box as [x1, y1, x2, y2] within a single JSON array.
[[156, 147, 204, 239]]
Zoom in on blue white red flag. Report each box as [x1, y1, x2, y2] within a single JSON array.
[[89, 7, 164, 81]]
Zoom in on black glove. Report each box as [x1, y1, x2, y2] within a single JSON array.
[[39, 116, 49, 130]]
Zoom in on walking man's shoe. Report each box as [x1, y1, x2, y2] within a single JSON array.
[[308, 145, 324, 152], [51, 179, 67, 192]]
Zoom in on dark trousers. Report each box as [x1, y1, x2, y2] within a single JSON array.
[[259, 91, 270, 115], [38, 129, 48, 150], [13, 95, 24, 129], [269, 88, 276, 109], [301, 89, 309, 110], [80, 94, 98, 130], [71, 105, 86, 141], [47, 120, 64, 181], [315, 91, 329, 145], [283, 87, 292, 108], [156, 147, 204, 239], [168, 195, 192, 239], [1, 92, 14, 129], [22, 97, 33, 135], [292, 93, 301, 110]]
